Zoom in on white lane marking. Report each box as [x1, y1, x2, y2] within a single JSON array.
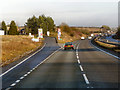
[[76, 53, 78, 56], [27, 72, 31, 75], [83, 74, 90, 84], [9, 47, 63, 88], [20, 77, 24, 80], [24, 74, 27, 77], [0, 43, 46, 78], [30, 70, 33, 72], [10, 83, 16, 87], [15, 80, 20, 83], [90, 41, 120, 60], [5, 87, 11, 90], [76, 43, 91, 87], [32, 68, 36, 70], [77, 60, 80, 64], [77, 55, 79, 59], [79, 65, 84, 72]]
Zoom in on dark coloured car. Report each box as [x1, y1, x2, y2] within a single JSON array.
[[64, 42, 74, 50]]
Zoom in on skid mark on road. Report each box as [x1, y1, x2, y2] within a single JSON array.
[[76, 43, 93, 88]]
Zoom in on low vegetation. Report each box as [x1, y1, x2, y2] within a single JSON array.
[[94, 39, 120, 53], [1, 35, 43, 66], [113, 26, 120, 39]]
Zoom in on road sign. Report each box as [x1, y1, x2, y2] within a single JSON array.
[[47, 31, 50, 36], [58, 28, 61, 40], [38, 28, 43, 38]]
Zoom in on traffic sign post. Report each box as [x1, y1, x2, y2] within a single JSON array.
[[58, 28, 61, 40], [38, 28, 43, 38], [47, 31, 50, 36]]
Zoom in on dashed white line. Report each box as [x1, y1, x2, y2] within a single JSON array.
[[5, 87, 11, 90], [83, 74, 90, 84], [20, 77, 24, 80], [24, 74, 28, 77], [15, 80, 20, 83], [76, 53, 78, 56], [76, 43, 91, 88], [79, 65, 84, 72], [77, 55, 79, 59], [77, 60, 80, 64], [27, 72, 31, 75], [30, 70, 33, 72], [8, 47, 63, 88], [10, 83, 16, 87]]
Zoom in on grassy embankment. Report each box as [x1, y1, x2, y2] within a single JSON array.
[[94, 38, 120, 53], [1, 35, 43, 66]]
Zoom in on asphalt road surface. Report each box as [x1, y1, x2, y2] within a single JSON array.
[[4, 39, 118, 89], [2, 37, 60, 89]]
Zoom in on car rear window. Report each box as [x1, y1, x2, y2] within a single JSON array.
[[65, 42, 72, 45]]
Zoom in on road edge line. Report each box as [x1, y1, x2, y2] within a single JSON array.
[[8, 47, 62, 89], [90, 40, 120, 60], [0, 43, 46, 78]]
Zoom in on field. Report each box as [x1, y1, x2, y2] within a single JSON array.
[[1, 35, 43, 66], [72, 27, 101, 32], [50, 31, 81, 43]]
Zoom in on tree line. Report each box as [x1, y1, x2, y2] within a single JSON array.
[[1, 15, 55, 35], [25, 15, 55, 35], [1, 21, 18, 35]]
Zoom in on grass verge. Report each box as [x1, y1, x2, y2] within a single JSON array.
[[2, 35, 43, 66], [94, 39, 120, 53], [50, 31, 82, 43]]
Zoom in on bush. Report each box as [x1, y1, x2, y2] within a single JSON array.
[[60, 23, 72, 33], [70, 33, 74, 37]]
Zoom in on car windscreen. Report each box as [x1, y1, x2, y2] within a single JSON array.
[[65, 42, 72, 45]]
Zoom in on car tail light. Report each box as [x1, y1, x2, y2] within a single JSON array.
[[64, 45, 67, 47]]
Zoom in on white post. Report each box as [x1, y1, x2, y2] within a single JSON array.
[[47, 31, 50, 36], [58, 28, 61, 40], [38, 28, 43, 38]]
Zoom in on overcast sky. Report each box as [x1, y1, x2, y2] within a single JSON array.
[[0, 0, 119, 27]]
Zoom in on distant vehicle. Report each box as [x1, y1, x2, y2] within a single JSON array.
[[88, 36, 92, 40], [81, 37, 85, 40], [64, 42, 74, 50]]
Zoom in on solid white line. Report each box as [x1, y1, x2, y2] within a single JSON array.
[[79, 65, 84, 71], [0, 43, 46, 78], [90, 41, 120, 59], [83, 74, 90, 84]]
